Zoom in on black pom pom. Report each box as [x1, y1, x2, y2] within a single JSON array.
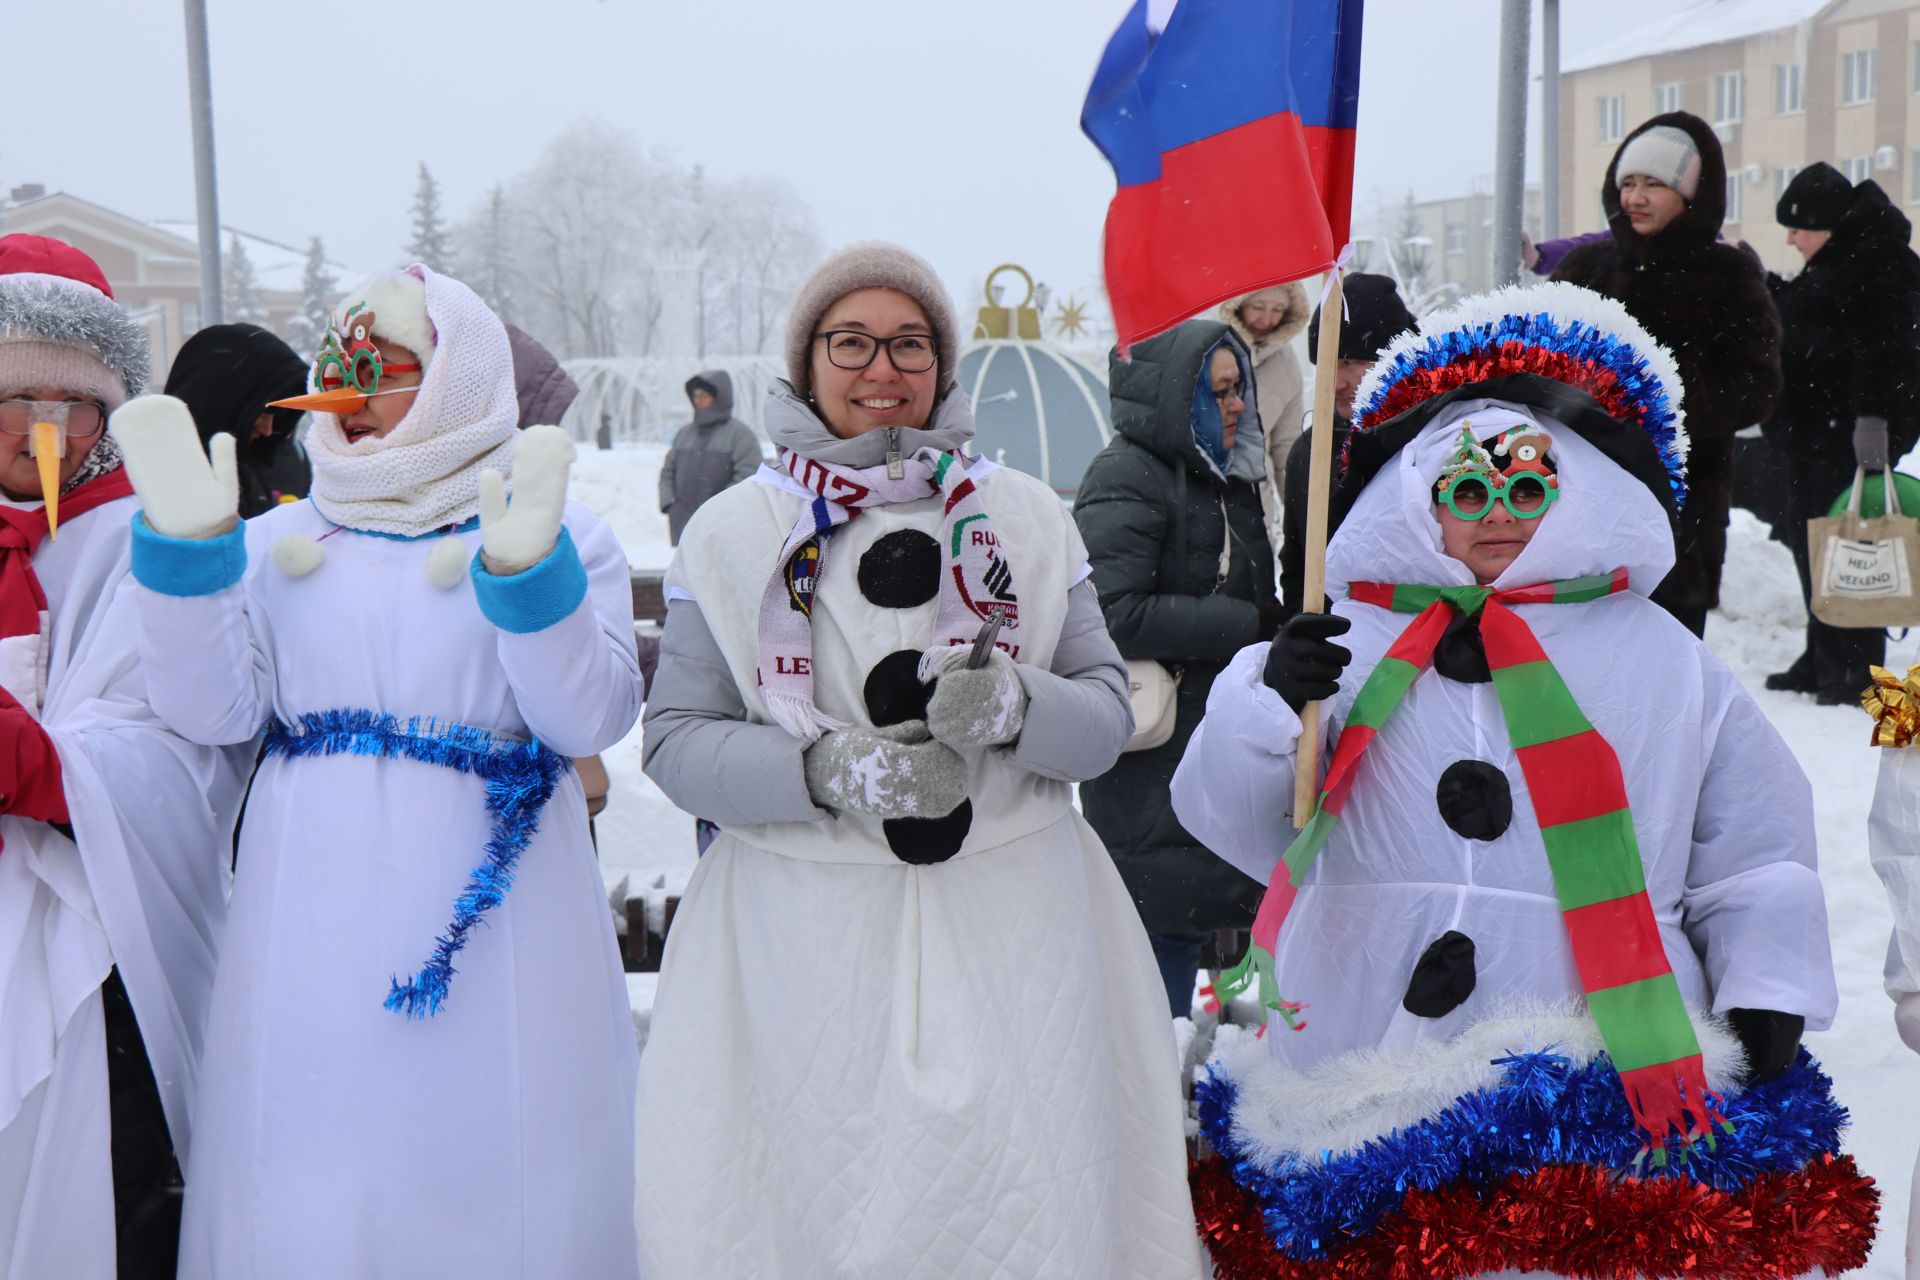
[[885, 800, 972, 865], [1433, 610, 1492, 683], [863, 650, 932, 727], [858, 529, 941, 609], [1436, 760, 1513, 842], [1402, 930, 1476, 1018]]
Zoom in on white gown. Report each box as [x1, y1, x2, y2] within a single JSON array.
[[132, 499, 644, 1280]]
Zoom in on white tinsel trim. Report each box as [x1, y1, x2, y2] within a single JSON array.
[[1352, 280, 1688, 466], [0, 275, 150, 398], [2, 271, 108, 300], [1210, 998, 1745, 1167]]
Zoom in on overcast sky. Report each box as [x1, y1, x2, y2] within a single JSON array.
[[6, 0, 1680, 315]]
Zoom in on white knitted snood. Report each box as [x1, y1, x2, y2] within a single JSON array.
[[306, 265, 519, 537]]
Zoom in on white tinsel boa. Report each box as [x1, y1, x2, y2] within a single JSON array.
[[306, 265, 517, 537]]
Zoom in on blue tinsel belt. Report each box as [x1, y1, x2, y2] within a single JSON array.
[[262, 709, 569, 1018], [1196, 1046, 1852, 1262]]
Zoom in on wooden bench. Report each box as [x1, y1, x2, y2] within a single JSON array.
[[624, 895, 681, 973]]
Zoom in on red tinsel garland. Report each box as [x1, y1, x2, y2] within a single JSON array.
[[1359, 343, 1642, 433], [1193, 1153, 1879, 1280]]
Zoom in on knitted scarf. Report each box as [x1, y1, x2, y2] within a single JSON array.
[[1210, 569, 1728, 1157], [756, 447, 1017, 742]]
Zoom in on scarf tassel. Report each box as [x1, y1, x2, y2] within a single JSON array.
[[763, 689, 846, 744], [1620, 1055, 1733, 1165], [1202, 944, 1308, 1031]]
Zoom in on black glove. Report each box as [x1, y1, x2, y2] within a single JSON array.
[[1854, 415, 1891, 472], [1726, 1007, 1804, 1085], [1262, 612, 1352, 713]]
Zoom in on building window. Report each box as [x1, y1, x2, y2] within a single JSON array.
[[1445, 223, 1467, 254], [1846, 155, 1872, 183], [1725, 174, 1743, 224], [1713, 72, 1745, 123], [1842, 49, 1877, 104], [1776, 165, 1801, 201], [1656, 82, 1683, 114], [1774, 63, 1804, 113], [1597, 95, 1625, 143]]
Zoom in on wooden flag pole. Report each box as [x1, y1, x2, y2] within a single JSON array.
[[1292, 268, 1345, 823]]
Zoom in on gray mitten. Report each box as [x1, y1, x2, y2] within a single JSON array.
[[926, 651, 1028, 748], [1854, 414, 1891, 471], [802, 720, 969, 819]]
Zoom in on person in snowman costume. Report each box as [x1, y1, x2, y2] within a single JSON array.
[[106, 265, 645, 1278], [634, 242, 1206, 1279], [1171, 282, 1873, 1280]]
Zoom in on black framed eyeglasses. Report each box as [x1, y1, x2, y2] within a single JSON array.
[[814, 331, 938, 373]]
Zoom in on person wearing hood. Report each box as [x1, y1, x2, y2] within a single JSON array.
[[1073, 318, 1279, 1016], [1762, 163, 1920, 704], [1278, 273, 1419, 619], [163, 322, 312, 518], [1171, 284, 1865, 1280], [504, 322, 580, 429], [109, 265, 645, 1277], [1552, 112, 1782, 637], [658, 368, 761, 544], [635, 243, 1204, 1279], [1219, 282, 1311, 519], [0, 235, 252, 1280]]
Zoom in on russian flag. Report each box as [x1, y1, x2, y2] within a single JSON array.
[[1082, 0, 1364, 346]]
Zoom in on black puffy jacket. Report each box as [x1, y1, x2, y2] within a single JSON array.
[[1072, 320, 1273, 934]]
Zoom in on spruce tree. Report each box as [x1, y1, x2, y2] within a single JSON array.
[[222, 233, 264, 324], [407, 163, 451, 271], [286, 236, 338, 352]]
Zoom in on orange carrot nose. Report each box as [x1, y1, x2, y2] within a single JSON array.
[[266, 387, 369, 414], [30, 420, 62, 540]]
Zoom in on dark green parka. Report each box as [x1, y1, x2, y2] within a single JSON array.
[[1072, 320, 1273, 934]]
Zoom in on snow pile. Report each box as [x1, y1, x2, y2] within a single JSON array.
[[569, 443, 674, 570]]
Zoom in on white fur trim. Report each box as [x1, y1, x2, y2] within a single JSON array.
[[425, 535, 469, 590], [1353, 281, 1688, 468], [270, 533, 325, 577], [1210, 1000, 1747, 1167], [337, 268, 437, 366]]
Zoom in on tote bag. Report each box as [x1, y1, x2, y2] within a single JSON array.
[[1811, 466, 1920, 629]]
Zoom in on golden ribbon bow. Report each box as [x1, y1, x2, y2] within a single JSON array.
[[1864, 665, 1920, 748]]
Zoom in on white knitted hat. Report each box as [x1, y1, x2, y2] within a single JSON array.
[[1613, 125, 1702, 200]]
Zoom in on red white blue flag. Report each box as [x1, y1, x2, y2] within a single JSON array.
[[1082, 0, 1364, 345]]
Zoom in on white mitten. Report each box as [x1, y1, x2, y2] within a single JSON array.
[[109, 395, 239, 539], [480, 423, 574, 575]]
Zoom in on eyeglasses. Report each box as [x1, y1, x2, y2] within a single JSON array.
[[1213, 383, 1245, 405], [814, 331, 938, 373], [1436, 471, 1559, 521], [0, 399, 106, 440]]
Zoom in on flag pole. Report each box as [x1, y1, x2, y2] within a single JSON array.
[[1292, 267, 1345, 823]]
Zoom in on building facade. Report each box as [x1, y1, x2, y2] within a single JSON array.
[[1398, 181, 1546, 299]]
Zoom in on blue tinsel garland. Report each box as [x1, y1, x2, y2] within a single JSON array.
[[263, 708, 568, 1018], [1196, 1046, 1850, 1262], [1354, 309, 1688, 506]]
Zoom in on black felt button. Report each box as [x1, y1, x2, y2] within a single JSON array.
[[1403, 931, 1476, 1018], [884, 799, 972, 865], [863, 650, 932, 728], [858, 530, 941, 609], [1436, 760, 1513, 842], [1433, 610, 1492, 683]]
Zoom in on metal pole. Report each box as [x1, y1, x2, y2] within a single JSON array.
[[183, 0, 223, 328], [1491, 0, 1532, 286], [1541, 0, 1561, 239]]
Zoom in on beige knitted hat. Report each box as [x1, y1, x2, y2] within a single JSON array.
[[785, 242, 959, 396]]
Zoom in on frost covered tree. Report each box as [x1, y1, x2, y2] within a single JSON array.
[[285, 236, 337, 352], [459, 185, 514, 324], [407, 163, 452, 272], [222, 233, 264, 325]]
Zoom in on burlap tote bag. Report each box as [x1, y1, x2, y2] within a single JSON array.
[[1810, 466, 1920, 628]]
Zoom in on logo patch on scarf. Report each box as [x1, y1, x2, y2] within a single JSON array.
[[785, 541, 820, 617]]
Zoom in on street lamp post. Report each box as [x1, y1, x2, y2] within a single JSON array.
[[183, 0, 223, 328]]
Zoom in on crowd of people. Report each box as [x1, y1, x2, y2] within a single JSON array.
[[0, 98, 1918, 1280]]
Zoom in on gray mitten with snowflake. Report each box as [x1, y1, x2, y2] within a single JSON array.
[[926, 651, 1027, 748], [803, 720, 969, 819]]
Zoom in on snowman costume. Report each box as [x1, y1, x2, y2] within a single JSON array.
[[111, 265, 644, 1279], [1172, 283, 1871, 1279]]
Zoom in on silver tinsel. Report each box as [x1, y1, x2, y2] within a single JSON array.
[[0, 276, 150, 398]]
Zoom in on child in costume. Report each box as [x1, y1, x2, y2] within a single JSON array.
[[1171, 281, 1873, 1280], [109, 265, 644, 1278]]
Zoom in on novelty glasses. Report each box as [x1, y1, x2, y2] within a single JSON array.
[[1436, 471, 1560, 521], [814, 331, 938, 373]]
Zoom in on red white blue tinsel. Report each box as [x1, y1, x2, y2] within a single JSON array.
[[1195, 1046, 1862, 1266], [262, 708, 568, 1018], [1350, 281, 1690, 507]]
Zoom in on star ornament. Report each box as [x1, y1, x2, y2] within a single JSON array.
[[1052, 297, 1089, 340]]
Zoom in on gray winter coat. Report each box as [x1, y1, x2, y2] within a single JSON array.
[[660, 370, 763, 544], [642, 384, 1134, 825], [1072, 320, 1274, 934]]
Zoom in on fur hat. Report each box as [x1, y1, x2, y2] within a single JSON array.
[[1777, 162, 1854, 231], [1308, 273, 1418, 363], [0, 234, 149, 409], [784, 243, 958, 395], [334, 268, 438, 366], [1612, 125, 1702, 200]]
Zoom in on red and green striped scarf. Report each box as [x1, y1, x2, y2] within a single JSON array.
[[1208, 568, 1728, 1157]]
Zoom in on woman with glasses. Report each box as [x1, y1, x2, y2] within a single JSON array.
[[1071, 318, 1279, 1019], [635, 243, 1205, 1280]]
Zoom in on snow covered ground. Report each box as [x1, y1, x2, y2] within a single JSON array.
[[570, 445, 1917, 1273]]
